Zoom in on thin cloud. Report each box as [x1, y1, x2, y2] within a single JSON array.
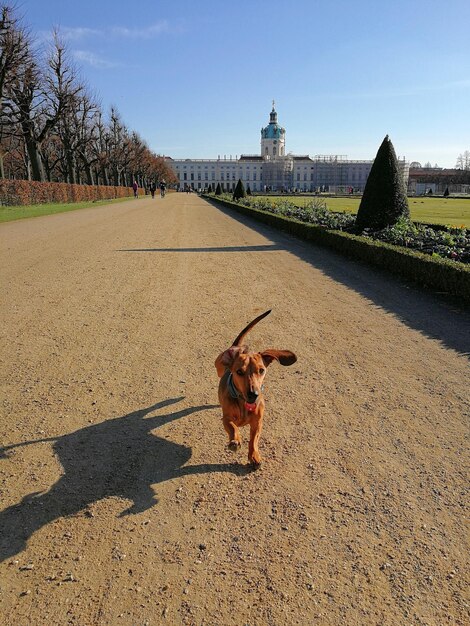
[[73, 50, 119, 69], [110, 20, 173, 39], [62, 26, 101, 41], [38, 20, 180, 48], [62, 20, 176, 42]]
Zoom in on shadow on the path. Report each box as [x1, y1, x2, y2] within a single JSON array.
[[0, 397, 245, 562], [118, 244, 282, 253], [205, 200, 470, 357]]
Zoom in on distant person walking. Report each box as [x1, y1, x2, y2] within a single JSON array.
[[149, 181, 156, 199], [132, 180, 138, 198], [160, 181, 166, 198]]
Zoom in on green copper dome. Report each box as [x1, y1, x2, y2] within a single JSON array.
[[261, 104, 285, 139]]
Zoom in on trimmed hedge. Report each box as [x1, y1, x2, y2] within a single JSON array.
[[355, 135, 410, 230], [205, 195, 470, 306], [0, 179, 138, 206]]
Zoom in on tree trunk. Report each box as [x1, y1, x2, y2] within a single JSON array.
[[84, 164, 94, 185], [24, 135, 44, 181], [65, 148, 76, 184], [43, 161, 52, 182], [101, 167, 109, 186]]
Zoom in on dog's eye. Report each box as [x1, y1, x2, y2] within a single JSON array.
[[259, 368, 265, 375], [236, 369, 244, 376]]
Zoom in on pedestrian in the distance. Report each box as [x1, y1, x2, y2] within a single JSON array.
[[132, 180, 138, 198], [149, 181, 156, 199]]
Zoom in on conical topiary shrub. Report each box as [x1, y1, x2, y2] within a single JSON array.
[[207, 184, 213, 193], [443, 186, 450, 197], [355, 135, 409, 231], [215, 183, 222, 195], [246, 185, 252, 195], [233, 178, 246, 201]]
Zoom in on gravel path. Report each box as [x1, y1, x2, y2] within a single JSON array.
[[0, 192, 469, 625]]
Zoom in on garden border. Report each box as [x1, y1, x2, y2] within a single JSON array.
[[0, 179, 137, 206], [204, 195, 470, 306]]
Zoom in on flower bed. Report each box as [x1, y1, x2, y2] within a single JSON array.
[[368, 219, 469, 263], [221, 194, 469, 264]]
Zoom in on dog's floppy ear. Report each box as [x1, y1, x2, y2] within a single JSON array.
[[215, 346, 242, 377], [260, 349, 297, 367], [222, 346, 242, 366]]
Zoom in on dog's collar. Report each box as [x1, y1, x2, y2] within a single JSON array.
[[227, 373, 244, 400]]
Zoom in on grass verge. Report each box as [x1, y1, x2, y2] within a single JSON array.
[[0, 196, 135, 224], [255, 195, 470, 228]]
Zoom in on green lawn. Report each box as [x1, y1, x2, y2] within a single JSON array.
[[0, 196, 134, 224], [256, 195, 470, 228]]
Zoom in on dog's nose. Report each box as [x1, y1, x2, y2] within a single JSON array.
[[247, 390, 259, 403]]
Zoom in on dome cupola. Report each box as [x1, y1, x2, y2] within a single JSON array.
[[260, 101, 286, 158]]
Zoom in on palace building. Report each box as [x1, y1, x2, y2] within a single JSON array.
[[166, 103, 409, 193]]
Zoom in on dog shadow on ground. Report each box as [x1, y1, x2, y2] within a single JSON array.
[[0, 397, 244, 562]]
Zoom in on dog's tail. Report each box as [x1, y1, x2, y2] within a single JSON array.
[[232, 309, 271, 347]]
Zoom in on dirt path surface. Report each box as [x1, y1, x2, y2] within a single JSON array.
[[0, 193, 469, 626]]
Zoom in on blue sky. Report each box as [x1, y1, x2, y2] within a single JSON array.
[[18, 0, 470, 167]]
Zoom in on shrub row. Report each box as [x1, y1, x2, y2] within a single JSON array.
[[0, 179, 138, 206], [205, 195, 470, 306], [231, 194, 469, 263]]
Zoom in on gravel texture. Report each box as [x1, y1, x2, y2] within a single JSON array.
[[0, 192, 469, 626]]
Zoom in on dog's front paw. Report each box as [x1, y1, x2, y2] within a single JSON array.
[[228, 440, 241, 451], [249, 451, 262, 467]]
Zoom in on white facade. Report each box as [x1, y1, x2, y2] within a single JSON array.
[[166, 106, 409, 193], [167, 157, 266, 192]]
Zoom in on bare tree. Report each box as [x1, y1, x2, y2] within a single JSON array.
[[128, 130, 148, 187], [73, 93, 101, 185], [9, 51, 46, 180], [455, 151, 470, 170], [93, 110, 111, 186], [43, 31, 84, 182], [41, 132, 64, 181], [7, 30, 84, 181], [1, 9, 176, 188], [0, 3, 31, 178], [108, 106, 131, 186]]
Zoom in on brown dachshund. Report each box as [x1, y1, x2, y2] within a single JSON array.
[[215, 310, 297, 467]]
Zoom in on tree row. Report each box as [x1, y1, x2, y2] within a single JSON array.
[[0, 4, 176, 187]]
